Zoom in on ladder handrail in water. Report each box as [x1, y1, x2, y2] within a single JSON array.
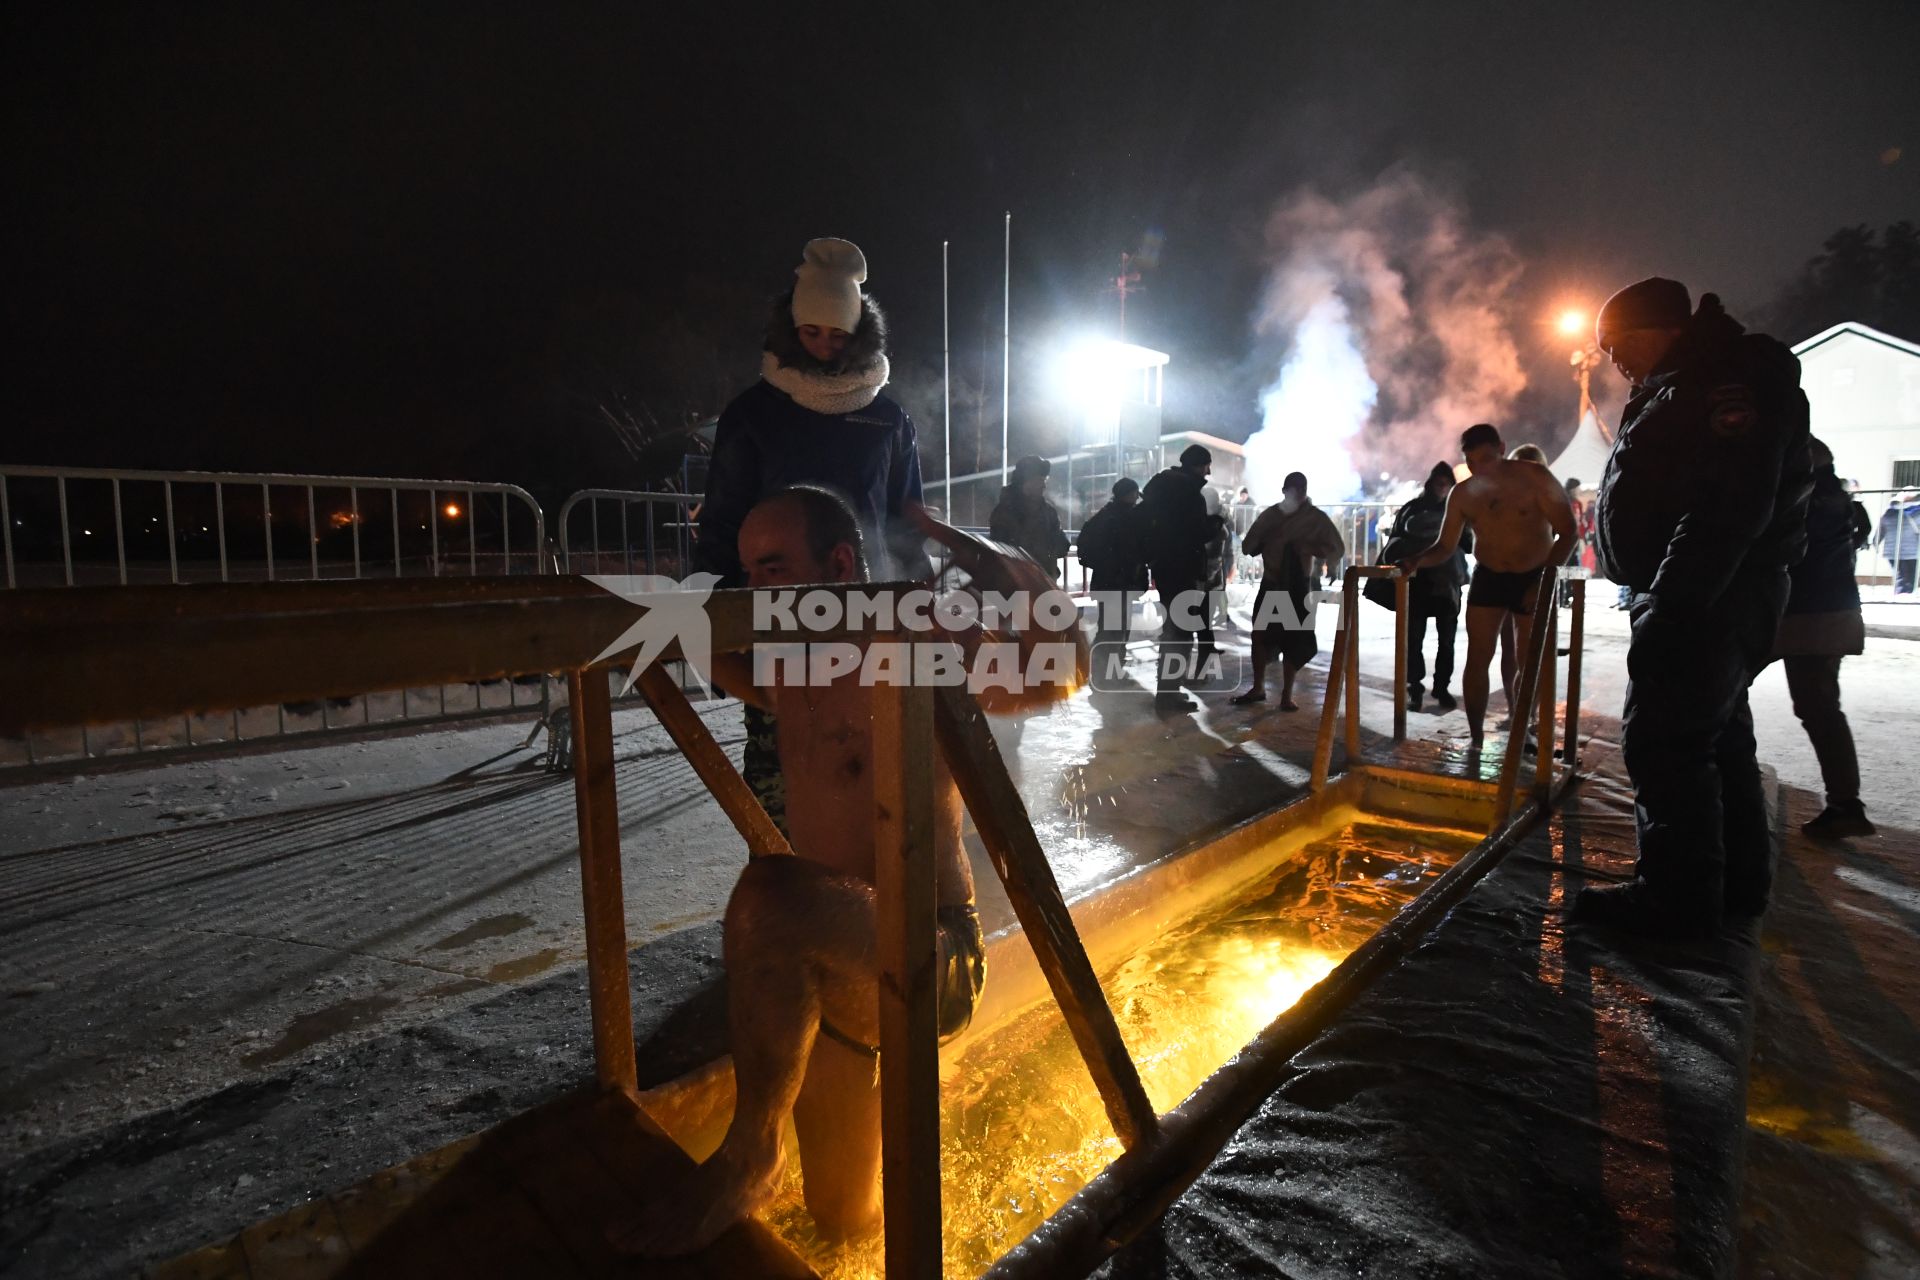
[[1309, 562, 1581, 826]]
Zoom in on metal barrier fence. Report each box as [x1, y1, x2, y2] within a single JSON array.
[[0, 465, 552, 768], [555, 489, 698, 577], [0, 464, 546, 587]]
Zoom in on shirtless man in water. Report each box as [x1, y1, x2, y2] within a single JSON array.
[[615, 484, 1086, 1257], [1398, 423, 1576, 750]]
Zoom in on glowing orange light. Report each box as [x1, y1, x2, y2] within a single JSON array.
[[1556, 308, 1588, 338], [443, 503, 462, 518]]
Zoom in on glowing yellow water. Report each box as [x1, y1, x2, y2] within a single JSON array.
[[767, 815, 1482, 1277]]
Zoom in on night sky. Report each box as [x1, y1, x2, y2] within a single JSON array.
[[5, 2, 1915, 498]]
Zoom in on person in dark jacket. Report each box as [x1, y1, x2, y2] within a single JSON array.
[[1572, 278, 1814, 939], [1391, 462, 1470, 712], [1773, 438, 1875, 839], [1076, 477, 1149, 678], [1877, 489, 1920, 594], [694, 238, 931, 834], [988, 455, 1070, 581], [1231, 471, 1347, 709], [1141, 444, 1215, 709]]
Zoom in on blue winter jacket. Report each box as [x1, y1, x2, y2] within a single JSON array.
[[1879, 498, 1920, 562], [694, 381, 930, 583]]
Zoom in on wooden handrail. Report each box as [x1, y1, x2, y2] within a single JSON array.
[[933, 683, 1159, 1149], [1309, 565, 1406, 790], [1562, 579, 1586, 768], [0, 578, 924, 736]]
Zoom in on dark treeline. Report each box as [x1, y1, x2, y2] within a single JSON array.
[[1761, 222, 1920, 345]]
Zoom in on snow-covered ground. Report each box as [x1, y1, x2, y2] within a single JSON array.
[[1, 591, 1915, 1276]]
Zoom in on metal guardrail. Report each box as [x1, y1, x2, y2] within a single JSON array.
[[555, 488, 698, 578], [0, 465, 552, 768], [0, 464, 547, 588]]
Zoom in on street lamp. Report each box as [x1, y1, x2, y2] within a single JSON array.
[[1555, 305, 1611, 444]]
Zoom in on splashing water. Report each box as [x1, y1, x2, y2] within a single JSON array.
[[765, 816, 1484, 1277]]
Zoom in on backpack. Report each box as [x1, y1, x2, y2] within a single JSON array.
[[1077, 507, 1115, 575]]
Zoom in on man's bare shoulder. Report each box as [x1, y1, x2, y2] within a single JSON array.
[[1451, 474, 1491, 509]]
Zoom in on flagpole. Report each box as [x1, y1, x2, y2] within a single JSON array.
[[1001, 211, 1011, 484], [942, 239, 952, 516]]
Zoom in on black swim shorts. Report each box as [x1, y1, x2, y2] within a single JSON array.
[[818, 904, 987, 1059], [1467, 564, 1539, 615]]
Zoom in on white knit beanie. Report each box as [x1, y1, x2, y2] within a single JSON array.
[[791, 237, 867, 332]]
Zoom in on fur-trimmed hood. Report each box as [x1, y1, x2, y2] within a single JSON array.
[[759, 291, 891, 414]]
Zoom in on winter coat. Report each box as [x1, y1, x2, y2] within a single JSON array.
[[1139, 467, 1212, 583], [1385, 490, 1470, 612], [1878, 497, 1920, 562], [988, 489, 1070, 580], [1774, 464, 1868, 657], [1075, 500, 1149, 590], [695, 295, 929, 583], [1242, 501, 1346, 586], [1594, 295, 1813, 615]]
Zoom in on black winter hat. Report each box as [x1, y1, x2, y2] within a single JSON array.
[[1596, 278, 1692, 345], [1112, 477, 1140, 498], [1427, 461, 1455, 486]]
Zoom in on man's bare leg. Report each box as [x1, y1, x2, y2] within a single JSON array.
[[1234, 632, 1271, 702], [792, 1033, 883, 1236], [614, 856, 879, 1256], [1279, 658, 1301, 711], [1462, 605, 1507, 750], [1497, 614, 1518, 721]]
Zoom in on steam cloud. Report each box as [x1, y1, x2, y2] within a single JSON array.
[[1245, 172, 1528, 502]]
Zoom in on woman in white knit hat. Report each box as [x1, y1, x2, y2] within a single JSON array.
[[694, 238, 930, 834]]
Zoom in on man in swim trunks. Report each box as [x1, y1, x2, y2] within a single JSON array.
[[616, 484, 1086, 1256], [1398, 423, 1577, 750]]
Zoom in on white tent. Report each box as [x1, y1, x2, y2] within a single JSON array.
[[1548, 408, 1613, 489]]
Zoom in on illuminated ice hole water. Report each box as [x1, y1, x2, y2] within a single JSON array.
[[641, 780, 1490, 1279]]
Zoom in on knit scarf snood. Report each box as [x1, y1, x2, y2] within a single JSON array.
[[760, 351, 891, 415]]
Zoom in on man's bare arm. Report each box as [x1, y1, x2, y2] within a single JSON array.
[[932, 756, 974, 909], [910, 505, 1089, 712], [1398, 484, 1470, 574]]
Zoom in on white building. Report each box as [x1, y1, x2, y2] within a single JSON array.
[[1792, 321, 1920, 495]]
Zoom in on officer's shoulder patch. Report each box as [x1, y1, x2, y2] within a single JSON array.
[[1706, 383, 1758, 438]]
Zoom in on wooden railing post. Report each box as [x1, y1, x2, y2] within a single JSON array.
[[1342, 570, 1361, 760], [1392, 572, 1410, 741], [565, 668, 638, 1097], [1562, 578, 1585, 768], [933, 684, 1159, 1149], [1310, 583, 1350, 792], [1533, 593, 1558, 802], [635, 666, 792, 857], [873, 673, 942, 1280]]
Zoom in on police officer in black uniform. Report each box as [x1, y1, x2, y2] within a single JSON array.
[[1571, 278, 1813, 939]]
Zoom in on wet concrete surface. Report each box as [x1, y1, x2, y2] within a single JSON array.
[[2, 590, 1916, 1276]]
